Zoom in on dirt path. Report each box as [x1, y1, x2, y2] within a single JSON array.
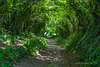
[[15, 38, 82, 67]]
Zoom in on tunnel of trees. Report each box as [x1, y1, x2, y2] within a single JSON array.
[[0, 0, 100, 67]]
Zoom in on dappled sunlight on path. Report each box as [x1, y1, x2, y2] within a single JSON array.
[[16, 38, 81, 67]]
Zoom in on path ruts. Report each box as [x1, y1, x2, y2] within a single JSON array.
[[16, 38, 82, 67]]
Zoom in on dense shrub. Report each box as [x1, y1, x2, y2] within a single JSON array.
[[0, 46, 28, 67], [77, 25, 100, 67], [23, 37, 48, 55], [0, 34, 16, 44], [54, 25, 100, 67]]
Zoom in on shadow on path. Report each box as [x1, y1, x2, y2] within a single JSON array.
[[16, 38, 82, 67]]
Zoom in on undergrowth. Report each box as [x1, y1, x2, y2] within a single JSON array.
[[23, 37, 48, 55], [0, 34, 16, 44], [0, 29, 48, 66], [54, 25, 100, 67], [0, 46, 28, 67]]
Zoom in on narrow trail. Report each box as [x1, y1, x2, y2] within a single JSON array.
[[16, 38, 81, 67]]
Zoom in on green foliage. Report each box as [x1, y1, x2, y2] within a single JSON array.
[[52, 0, 100, 67], [37, 37, 48, 48], [0, 46, 28, 67], [58, 25, 100, 67], [0, 0, 47, 35], [0, 0, 100, 67], [16, 32, 37, 40], [77, 25, 100, 66], [53, 36, 64, 43], [23, 37, 48, 55], [0, 34, 16, 44]]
